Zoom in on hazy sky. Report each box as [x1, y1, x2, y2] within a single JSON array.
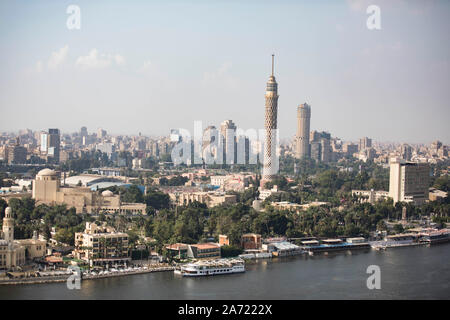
[[0, 0, 449, 144]]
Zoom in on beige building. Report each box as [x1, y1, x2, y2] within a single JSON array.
[[169, 191, 236, 208], [73, 222, 130, 267], [295, 103, 311, 159], [32, 169, 146, 214], [0, 207, 46, 270], [389, 158, 430, 205], [352, 190, 389, 204]]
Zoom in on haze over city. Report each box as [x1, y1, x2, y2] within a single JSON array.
[[1, 0, 449, 143]]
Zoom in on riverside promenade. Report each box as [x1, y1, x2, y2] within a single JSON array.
[[0, 264, 174, 285]]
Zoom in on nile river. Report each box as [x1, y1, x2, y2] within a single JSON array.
[[0, 244, 449, 299]]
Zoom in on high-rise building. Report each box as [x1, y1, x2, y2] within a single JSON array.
[[310, 141, 322, 162], [309, 131, 331, 163], [401, 144, 413, 161], [80, 127, 88, 138], [343, 142, 358, 157], [262, 55, 279, 184], [47, 129, 60, 163], [97, 128, 107, 139], [295, 103, 311, 159], [389, 158, 430, 205], [220, 120, 237, 164], [40, 131, 48, 153], [320, 138, 331, 163], [7, 138, 27, 164], [359, 137, 372, 151], [202, 126, 221, 164]]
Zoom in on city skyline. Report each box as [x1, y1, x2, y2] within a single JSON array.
[[1, 1, 449, 144]]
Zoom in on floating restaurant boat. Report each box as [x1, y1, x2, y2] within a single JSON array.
[[301, 238, 370, 254], [369, 233, 426, 249], [420, 229, 450, 244], [175, 259, 245, 277]]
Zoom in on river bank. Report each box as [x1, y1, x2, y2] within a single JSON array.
[[0, 265, 174, 285]]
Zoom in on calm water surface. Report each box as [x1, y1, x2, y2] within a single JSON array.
[[1, 245, 449, 299]]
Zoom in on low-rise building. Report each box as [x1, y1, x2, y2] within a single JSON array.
[[165, 243, 189, 259], [352, 189, 389, 204], [241, 234, 262, 250], [187, 243, 221, 260], [169, 191, 236, 208]]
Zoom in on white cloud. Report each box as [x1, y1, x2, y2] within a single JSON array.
[[47, 45, 69, 70], [75, 49, 125, 69]]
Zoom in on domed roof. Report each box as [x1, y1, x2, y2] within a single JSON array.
[[102, 190, 114, 197], [37, 168, 57, 177]]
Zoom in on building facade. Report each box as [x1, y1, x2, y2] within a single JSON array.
[[73, 222, 130, 267], [389, 158, 430, 205]]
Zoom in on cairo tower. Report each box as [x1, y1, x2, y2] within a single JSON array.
[[262, 55, 279, 185]]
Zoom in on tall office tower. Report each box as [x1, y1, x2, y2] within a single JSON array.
[[389, 158, 430, 205], [401, 144, 413, 161], [320, 138, 331, 163], [262, 55, 279, 184], [359, 137, 372, 151], [236, 135, 250, 165], [7, 138, 27, 164], [343, 142, 358, 157], [310, 141, 322, 162], [295, 103, 311, 159], [202, 126, 222, 164], [47, 129, 60, 163], [40, 131, 48, 153], [80, 127, 88, 138], [98, 128, 107, 139], [220, 120, 237, 164]]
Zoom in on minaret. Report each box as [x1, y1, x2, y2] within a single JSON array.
[[295, 103, 311, 159], [3, 207, 14, 243], [262, 54, 279, 184]]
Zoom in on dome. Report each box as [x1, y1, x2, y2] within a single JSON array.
[[102, 190, 114, 197], [37, 168, 57, 177]]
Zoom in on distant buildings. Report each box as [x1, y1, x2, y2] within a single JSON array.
[[389, 158, 430, 205], [169, 191, 236, 208], [352, 190, 389, 204], [309, 131, 331, 163], [220, 120, 237, 164], [359, 137, 372, 151], [39, 128, 60, 163], [6, 138, 27, 164]]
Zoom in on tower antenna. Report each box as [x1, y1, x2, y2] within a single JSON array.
[[271, 54, 274, 76]]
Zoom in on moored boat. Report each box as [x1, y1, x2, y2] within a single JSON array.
[[176, 258, 245, 277]]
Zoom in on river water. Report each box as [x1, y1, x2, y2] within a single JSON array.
[[1, 244, 449, 300]]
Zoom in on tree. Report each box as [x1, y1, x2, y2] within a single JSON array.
[[121, 185, 144, 203], [393, 224, 404, 234], [54, 228, 74, 245]]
